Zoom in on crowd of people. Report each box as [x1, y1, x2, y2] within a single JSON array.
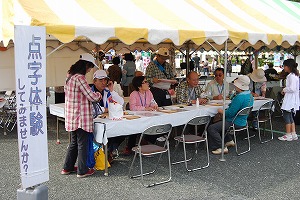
[[59, 49, 299, 178]]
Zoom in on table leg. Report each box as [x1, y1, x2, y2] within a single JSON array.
[[104, 144, 109, 176], [56, 117, 61, 144]]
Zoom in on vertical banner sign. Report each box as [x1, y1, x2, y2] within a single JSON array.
[[14, 26, 49, 189]]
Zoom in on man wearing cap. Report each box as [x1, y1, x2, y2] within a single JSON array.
[[92, 70, 124, 161], [207, 75, 254, 155], [91, 70, 124, 117], [145, 47, 177, 107]]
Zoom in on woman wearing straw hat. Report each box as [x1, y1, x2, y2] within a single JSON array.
[[248, 69, 267, 130], [248, 69, 267, 97]]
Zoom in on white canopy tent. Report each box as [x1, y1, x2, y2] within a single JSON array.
[[1, 0, 300, 90], [1, 0, 300, 161]]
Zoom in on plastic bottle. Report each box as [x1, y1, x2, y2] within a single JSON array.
[[196, 98, 199, 107]]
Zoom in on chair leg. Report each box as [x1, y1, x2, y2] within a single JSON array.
[[259, 119, 274, 143], [234, 128, 251, 156], [173, 140, 209, 172], [146, 143, 172, 187], [129, 147, 171, 187], [172, 141, 193, 165]]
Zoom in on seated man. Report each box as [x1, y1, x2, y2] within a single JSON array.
[[207, 75, 254, 155], [205, 68, 229, 100], [175, 71, 208, 105], [91, 70, 124, 162]]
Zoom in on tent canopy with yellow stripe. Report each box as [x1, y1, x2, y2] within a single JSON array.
[[1, 0, 300, 51]]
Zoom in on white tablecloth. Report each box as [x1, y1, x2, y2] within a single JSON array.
[[49, 99, 272, 145], [49, 103, 65, 118]]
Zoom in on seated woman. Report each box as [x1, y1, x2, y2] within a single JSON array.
[[123, 76, 158, 155], [207, 75, 254, 155]]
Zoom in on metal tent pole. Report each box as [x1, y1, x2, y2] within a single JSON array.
[[220, 40, 228, 162]]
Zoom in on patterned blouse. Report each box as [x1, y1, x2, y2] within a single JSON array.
[[65, 74, 101, 133]]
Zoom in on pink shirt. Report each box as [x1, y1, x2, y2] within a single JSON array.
[[65, 74, 101, 132], [129, 90, 155, 111]]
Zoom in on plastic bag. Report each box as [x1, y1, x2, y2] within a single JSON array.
[[86, 133, 95, 168], [94, 147, 111, 170]]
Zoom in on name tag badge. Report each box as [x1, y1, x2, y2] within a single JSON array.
[[166, 94, 171, 99]]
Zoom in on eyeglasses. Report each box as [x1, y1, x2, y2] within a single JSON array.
[[142, 81, 148, 84], [215, 74, 223, 77]]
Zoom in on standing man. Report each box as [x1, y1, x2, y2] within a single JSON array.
[[193, 53, 200, 73], [203, 58, 209, 76], [145, 47, 177, 107]]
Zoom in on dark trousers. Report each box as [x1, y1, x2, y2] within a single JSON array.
[[108, 136, 125, 152], [150, 87, 172, 107], [122, 86, 129, 97], [207, 121, 233, 150], [63, 128, 89, 175], [127, 134, 139, 149]]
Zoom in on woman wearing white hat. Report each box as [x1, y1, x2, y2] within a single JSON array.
[[207, 75, 254, 155]]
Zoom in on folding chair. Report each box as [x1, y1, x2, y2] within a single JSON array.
[[199, 75, 207, 90], [128, 124, 172, 187], [172, 116, 210, 172], [253, 100, 275, 143], [228, 106, 253, 156], [4, 95, 17, 133]]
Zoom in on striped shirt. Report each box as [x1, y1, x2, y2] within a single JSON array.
[[65, 74, 101, 132]]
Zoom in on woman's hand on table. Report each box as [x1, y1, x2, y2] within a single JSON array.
[[213, 94, 223, 100], [252, 92, 259, 97], [217, 108, 223, 114], [145, 107, 156, 111], [199, 98, 208, 105]]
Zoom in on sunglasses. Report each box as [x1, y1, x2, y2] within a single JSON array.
[[215, 74, 223, 77]]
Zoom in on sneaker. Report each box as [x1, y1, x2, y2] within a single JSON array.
[[292, 133, 298, 141], [77, 168, 95, 178], [122, 146, 133, 156], [225, 140, 235, 147], [60, 166, 78, 175], [112, 149, 119, 158], [278, 134, 293, 141], [212, 147, 228, 155]]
